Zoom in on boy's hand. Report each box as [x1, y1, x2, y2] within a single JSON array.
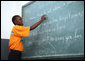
[[41, 15, 46, 21]]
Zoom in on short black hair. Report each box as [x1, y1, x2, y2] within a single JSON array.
[[12, 15, 20, 25]]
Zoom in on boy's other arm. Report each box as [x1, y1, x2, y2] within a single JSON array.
[[30, 15, 46, 30]]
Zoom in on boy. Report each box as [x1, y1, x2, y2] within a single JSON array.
[[8, 15, 46, 60]]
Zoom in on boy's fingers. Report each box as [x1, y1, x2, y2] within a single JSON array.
[[41, 15, 46, 20]]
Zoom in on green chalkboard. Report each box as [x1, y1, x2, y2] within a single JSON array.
[[22, 1, 84, 59]]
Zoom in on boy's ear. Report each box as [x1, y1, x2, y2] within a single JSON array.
[[14, 20, 17, 25]]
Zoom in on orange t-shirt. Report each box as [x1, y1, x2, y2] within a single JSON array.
[[9, 25, 30, 52]]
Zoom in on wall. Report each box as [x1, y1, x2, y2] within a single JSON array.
[[1, 1, 31, 60], [1, 1, 31, 39]]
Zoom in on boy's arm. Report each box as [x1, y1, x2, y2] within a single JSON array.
[[30, 15, 46, 30]]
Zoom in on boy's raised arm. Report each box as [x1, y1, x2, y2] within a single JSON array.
[[30, 15, 46, 30]]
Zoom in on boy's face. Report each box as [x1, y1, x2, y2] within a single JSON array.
[[15, 16, 23, 26]]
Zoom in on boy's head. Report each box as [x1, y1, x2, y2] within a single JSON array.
[[12, 15, 23, 26]]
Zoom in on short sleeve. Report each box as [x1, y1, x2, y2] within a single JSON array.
[[12, 25, 30, 37]]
